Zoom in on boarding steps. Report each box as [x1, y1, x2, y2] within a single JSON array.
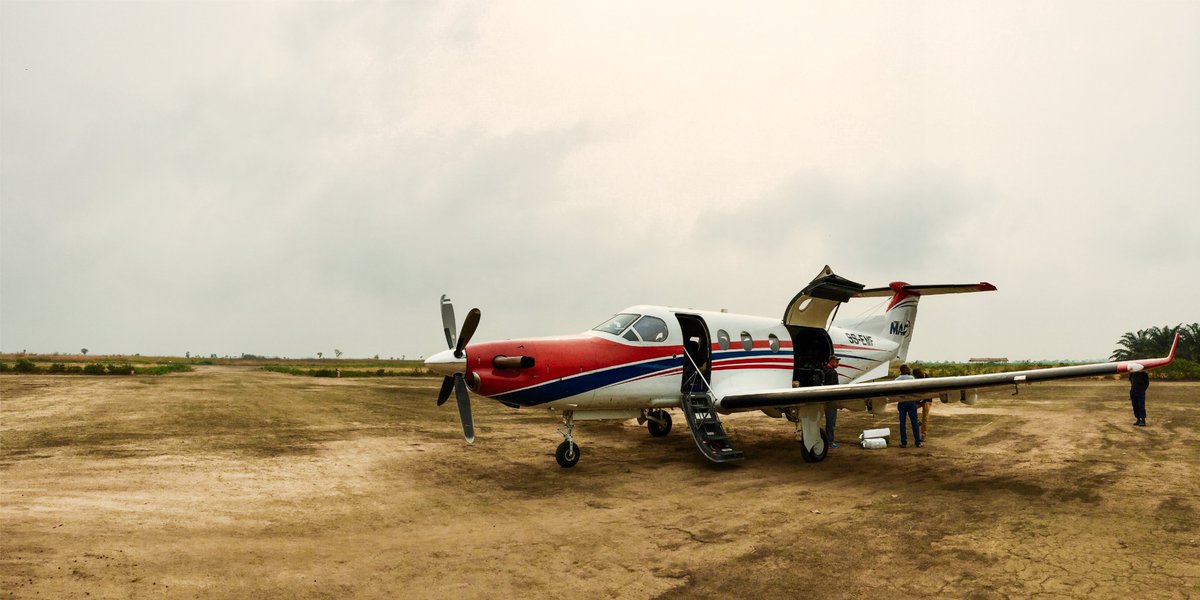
[[681, 377, 744, 464]]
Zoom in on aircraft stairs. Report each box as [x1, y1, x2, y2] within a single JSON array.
[[681, 371, 744, 464]]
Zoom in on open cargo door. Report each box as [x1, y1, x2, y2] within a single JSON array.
[[783, 265, 865, 329]]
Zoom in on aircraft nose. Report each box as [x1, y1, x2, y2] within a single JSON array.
[[425, 349, 466, 377]]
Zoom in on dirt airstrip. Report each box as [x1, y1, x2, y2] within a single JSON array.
[[2, 367, 1198, 599]]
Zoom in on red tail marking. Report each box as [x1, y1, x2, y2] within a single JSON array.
[[886, 281, 913, 311]]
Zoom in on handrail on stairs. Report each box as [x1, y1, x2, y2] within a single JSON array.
[[681, 349, 714, 396]]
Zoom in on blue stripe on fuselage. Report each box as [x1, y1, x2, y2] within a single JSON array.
[[493, 349, 795, 407]]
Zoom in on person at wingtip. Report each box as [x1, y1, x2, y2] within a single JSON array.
[[1129, 370, 1150, 427], [895, 364, 922, 448]]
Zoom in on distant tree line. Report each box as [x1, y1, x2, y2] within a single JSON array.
[[1111, 323, 1199, 362], [0, 360, 192, 376]]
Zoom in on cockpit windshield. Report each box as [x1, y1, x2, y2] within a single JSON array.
[[592, 313, 640, 335], [593, 313, 670, 343]]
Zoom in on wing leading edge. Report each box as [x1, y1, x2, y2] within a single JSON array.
[[716, 334, 1180, 412]]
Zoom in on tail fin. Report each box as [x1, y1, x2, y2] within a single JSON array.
[[854, 282, 997, 364]]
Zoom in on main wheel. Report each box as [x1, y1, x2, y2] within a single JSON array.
[[647, 410, 672, 437], [555, 440, 581, 468], [800, 428, 831, 463]]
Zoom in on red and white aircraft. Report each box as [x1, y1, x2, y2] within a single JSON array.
[[424, 266, 1178, 468]]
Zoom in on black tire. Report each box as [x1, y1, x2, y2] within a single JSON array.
[[800, 428, 830, 463], [647, 410, 672, 437], [555, 440, 580, 468]]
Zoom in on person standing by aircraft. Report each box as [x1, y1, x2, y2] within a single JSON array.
[[823, 356, 841, 449], [1129, 370, 1150, 426], [895, 364, 922, 448], [913, 367, 933, 439]]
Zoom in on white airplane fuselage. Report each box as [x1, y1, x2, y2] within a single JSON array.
[[427, 304, 900, 414]]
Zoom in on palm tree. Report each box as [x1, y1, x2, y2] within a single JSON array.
[[1182, 323, 1200, 362], [1111, 324, 1183, 360]]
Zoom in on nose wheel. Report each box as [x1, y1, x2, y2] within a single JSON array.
[[555, 440, 580, 468], [556, 411, 580, 468]]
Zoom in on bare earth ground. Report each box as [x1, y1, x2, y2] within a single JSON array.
[[2, 367, 1197, 599]]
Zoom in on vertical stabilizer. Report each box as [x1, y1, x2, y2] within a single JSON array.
[[879, 283, 920, 364]]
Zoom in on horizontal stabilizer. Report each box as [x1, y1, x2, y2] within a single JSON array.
[[854, 282, 997, 298]]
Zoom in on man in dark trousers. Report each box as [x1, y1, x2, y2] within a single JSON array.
[[823, 356, 841, 449], [895, 364, 921, 447], [1129, 370, 1150, 426]]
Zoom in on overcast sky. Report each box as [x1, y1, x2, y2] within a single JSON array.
[[2, 1, 1197, 361]]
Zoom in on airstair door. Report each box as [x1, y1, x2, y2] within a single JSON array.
[[675, 313, 711, 394]]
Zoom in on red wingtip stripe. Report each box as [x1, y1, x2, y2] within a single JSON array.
[[1130, 333, 1181, 371]]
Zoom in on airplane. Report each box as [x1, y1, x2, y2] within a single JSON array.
[[424, 266, 1179, 468]]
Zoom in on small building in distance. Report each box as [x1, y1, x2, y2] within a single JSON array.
[[969, 357, 1009, 363]]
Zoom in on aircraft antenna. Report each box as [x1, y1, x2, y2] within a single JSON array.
[[838, 297, 889, 329]]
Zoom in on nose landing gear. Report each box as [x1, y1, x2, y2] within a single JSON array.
[[555, 411, 580, 468]]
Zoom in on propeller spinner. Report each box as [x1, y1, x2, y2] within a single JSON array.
[[426, 295, 481, 443]]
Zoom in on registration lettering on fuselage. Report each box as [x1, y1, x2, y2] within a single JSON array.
[[846, 333, 874, 346]]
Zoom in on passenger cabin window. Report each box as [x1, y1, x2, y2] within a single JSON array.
[[593, 313, 640, 336], [769, 334, 780, 353], [717, 329, 731, 350], [740, 332, 753, 351], [631, 315, 669, 342]]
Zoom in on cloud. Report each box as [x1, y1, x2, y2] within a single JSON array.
[[2, 1, 1198, 360]]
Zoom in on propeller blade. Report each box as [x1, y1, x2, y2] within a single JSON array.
[[454, 373, 475, 443], [454, 308, 481, 358], [436, 376, 454, 406], [440, 295, 457, 350]]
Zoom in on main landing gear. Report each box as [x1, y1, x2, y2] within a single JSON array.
[[556, 411, 580, 468], [788, 407, 829, 463], [800, 428, 830, 463], [645, 409, 672, 437]]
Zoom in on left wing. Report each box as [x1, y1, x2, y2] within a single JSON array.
[[716, 334, 1179, 412]]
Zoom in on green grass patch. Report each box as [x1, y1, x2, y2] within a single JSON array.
[[0, 361, 192, 376]]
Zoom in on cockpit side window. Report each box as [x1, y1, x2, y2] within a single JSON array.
[[630, 315, 669, 343], [593, 313, 640, 336]]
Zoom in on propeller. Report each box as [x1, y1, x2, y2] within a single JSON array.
[[434, 295, 481, 443]]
